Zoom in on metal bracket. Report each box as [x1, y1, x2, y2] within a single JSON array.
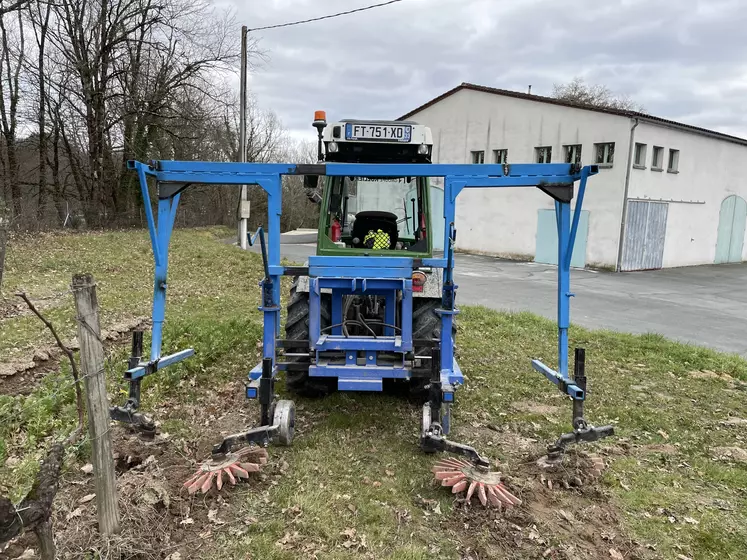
[[546, 424, 615, 460], [420, 365, 490, 469], [158, 182, 191, 200], [538, 184, 574, 203], [545, 348, 614, 459], [109, 405, 156, 436], [259, 357, 275, 426], [211, 425, 279, 457], [421, 431, 490, 468], [283, 266, 309, 277], [293, 163, 326, 175], [532, 359, 585, 399], [110, 332, 157, 436], [125, 348, 194, 380]]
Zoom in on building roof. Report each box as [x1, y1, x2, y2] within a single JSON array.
[[398, 82, 747, 148]]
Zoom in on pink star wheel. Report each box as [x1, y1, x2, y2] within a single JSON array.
[[432, 457, 521, 508]]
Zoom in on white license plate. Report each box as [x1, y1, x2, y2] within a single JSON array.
[[345, 123, 412, 142]]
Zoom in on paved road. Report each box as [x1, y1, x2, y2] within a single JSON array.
[[252, 243, 747, 356]]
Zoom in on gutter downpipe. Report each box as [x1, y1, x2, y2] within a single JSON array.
[[616, 117, 639, 272]]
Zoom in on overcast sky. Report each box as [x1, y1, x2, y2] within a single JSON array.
[[218, 0, 747, 142]]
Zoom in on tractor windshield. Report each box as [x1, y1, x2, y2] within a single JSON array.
[[346, 177, 415, 233], [326, 175, 429, 251]]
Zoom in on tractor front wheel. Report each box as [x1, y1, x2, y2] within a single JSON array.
[[285, 278, 336, 397]]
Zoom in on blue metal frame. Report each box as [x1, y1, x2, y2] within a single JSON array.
[[128, 159, 596, 404]]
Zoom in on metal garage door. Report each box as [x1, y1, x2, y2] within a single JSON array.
[[621, 201, 668, 271], [715, 195, 747, 264], [535, 208, 589, 268]]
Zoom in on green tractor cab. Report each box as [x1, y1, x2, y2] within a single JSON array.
[[308, 116, 436, 259]]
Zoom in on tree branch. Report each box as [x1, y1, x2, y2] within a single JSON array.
[[0, 0, 29, 17], [16, 292, 84, 445]]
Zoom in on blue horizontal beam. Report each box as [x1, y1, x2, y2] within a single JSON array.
[[315, 278, 406, 291], [131, 160, 597, 188], [310, 266, 411, 278], [338, 378, 383, 392], [324, 162, 593, 181], [309, 364, 410, 379], [126, 348, 195, 380], [150, 160, 299, 176], [531, 359, 585, 400], [309, 256, 414, 268], [315, 335, 407, 352]]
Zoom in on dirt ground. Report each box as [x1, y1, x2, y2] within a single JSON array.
[[2, 377, 652, 560], [0, 323, 663, 560]]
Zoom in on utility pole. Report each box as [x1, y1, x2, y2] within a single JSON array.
[[238, 25, 249, 249]]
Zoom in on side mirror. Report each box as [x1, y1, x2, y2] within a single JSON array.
[[304, 175, 319, 190]]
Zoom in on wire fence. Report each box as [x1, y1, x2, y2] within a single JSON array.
[[7, 290, 138, 514]]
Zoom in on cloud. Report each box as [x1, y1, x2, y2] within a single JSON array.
[[224, 0, 747, 140]]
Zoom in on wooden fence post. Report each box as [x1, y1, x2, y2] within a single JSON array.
[[72, 273, 120, 536]]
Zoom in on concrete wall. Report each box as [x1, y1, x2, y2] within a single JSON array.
[[408, 89, 631, 268], [627, 121, 747, 267]]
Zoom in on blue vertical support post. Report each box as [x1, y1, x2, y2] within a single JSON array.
[[556, 198, 571, 377], [400, 279, 413, 351], [308, 277, 320, 350], [556, 166, 590, 378], [123, 160, 194, 381], [268, 178, 281, 339], [260, 177, 282, 366], [150, 194, 180, 361], [438, 179, 462, 375]]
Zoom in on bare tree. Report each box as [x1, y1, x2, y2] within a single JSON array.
[[0, 0, 301, 231], [48, 0, 168, 225], [551, 77, 645, 112], [113, 0, 239, 219], [0, 4, 25, 218], [28, 0, 51, 220], [45, 85, 67, 223], [0, 1, 30, 17]]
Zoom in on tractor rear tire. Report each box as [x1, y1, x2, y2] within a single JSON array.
[[410, 298, 457, 399], [285, 278, 336, 397]]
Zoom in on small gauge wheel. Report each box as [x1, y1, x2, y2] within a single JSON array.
[[273, 400, 295, 445]]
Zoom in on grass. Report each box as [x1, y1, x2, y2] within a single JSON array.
[[1, 227, 746, 559]]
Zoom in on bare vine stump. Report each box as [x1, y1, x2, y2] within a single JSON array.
[[0, 443, 65, 559], [72, 273, 120, 536], [34, 519, 54, 558]]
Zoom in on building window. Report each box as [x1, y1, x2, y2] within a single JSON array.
[[471, 151, 485, 164], [651, 146, 663, 170], [594, 142, 615, 166], [535, 146, 552, 164], [634, 143, 647, 168], [493, 149, 508, 164], [563, 144, 582, 165], [667, 149, 679, 173]]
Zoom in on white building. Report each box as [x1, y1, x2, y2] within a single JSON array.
[[399, 83, 747, 271]]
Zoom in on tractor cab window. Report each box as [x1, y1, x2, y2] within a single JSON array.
[[327, 176, 429, 251]]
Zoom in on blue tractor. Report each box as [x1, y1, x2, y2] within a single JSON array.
[[119, 111, 612, 503]]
